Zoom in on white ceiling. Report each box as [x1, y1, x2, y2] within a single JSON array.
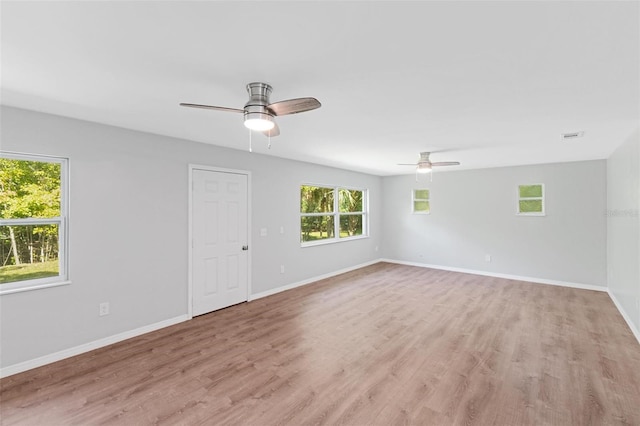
[[2, 1, 638, 176]]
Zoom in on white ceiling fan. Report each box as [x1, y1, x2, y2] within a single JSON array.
[[180, 82, 321, 140], [398, 152, 460, 180]]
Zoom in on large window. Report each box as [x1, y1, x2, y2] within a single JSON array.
[[300, 185, 367, 245], [0, 153, 69, 294], [517, 184, 545, 216]]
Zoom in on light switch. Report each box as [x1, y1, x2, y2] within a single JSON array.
[[260, 228, 267, 237]]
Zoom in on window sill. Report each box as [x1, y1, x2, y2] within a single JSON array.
[[0, 280, 71, 296], [301, 235, 369, 248]]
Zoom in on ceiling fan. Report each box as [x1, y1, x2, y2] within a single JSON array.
[[180, 82, 321, 138], [398, 152, 460, 180]]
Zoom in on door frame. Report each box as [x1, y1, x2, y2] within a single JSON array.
[[188, 164, 252, 319]]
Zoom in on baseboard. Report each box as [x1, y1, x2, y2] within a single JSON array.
[[249, 259, 382, 301], [381, 258, 608, 293], [3, 259, 626, 378], [0, 314, 190, 379], [607, 290, 640, 345]]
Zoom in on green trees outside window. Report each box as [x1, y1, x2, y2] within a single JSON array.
[[300, 185, 366, 243], [412, 189, 430, 214], [338, 188, 364, 238], [518, 184, 545, 215], [0, 155, 67, 287]]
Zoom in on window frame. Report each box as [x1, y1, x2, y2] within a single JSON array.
[[0, 152, 70, 295], [300, 184, 369, 247], [412, 188, 430, 214], [517, 183, 545, 216]]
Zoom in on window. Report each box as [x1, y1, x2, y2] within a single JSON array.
[[517, 184, 544, 215], [0, 153, 69, 294], [300, 185, 367, 245], [412, 189, 430, 214]]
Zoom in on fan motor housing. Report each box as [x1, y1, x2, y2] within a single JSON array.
[[244, 82, 274, 118], [245, 82, 272, 105]]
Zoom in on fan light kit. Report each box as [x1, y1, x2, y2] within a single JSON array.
[[244, 112, 274, 131], [180, 82, 321, 149], [398, 152, 460, 181], [417, 163, 433, 174]]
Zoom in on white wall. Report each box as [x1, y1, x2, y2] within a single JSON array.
[[607, 129, 640, 334], [0, 106, 382, 369], [382, 161, 607, 287]]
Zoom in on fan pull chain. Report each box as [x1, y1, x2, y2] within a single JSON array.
[[268, 131, 272, 149], [415, 170, 434, 182], [249, 129, 252, 153]]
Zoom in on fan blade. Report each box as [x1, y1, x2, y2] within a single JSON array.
[[268, 97, 321, 116], [179, 103, 244, 113], [431, 161, 460, 167], [397, 163, 419, 166], [261, 121, 280, 137]]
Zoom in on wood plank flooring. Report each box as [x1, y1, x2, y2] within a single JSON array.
[[2, 263, 640, 425]]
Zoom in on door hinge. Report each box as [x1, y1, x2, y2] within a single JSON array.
[[242, 245, 249, 251]]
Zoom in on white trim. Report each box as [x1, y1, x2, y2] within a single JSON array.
[[412, 188, 430, 214], [188, 166, 194, 318], [4, 260, 637, 378], [188, 164, 252, 319], [607, 290, 640, 345], [0, 315, 190, 379], [300, 184, 368, 246], [384, 258, 637, 345], [301, 234, 369, 248], [0, 280, 71, 295], [380, 258, 607, 292], [249, 259, 380, 301], [0, 218, 62, 226], [0, 152, 69, 294]]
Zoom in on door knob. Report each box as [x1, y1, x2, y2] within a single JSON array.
[[242, 245, 248, 251]]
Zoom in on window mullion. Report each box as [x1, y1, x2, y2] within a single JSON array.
[[335, 188, 339, 239], [0, 218, 62, 226]]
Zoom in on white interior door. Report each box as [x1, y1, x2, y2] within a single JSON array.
[[192, 169, 249, 316]]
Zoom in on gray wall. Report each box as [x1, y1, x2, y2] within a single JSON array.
[[381, 161, 608, 286], [0, 105, 625, 371], [607, 129, 640, 333], [0, 106, 382, 368]]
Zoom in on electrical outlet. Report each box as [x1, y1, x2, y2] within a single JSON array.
[[485, 254, 491, 262], [99, 302, 110, 316], [280, 265, 285, 274]]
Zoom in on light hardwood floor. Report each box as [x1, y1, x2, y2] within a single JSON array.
[[2, 263, 640, 425]]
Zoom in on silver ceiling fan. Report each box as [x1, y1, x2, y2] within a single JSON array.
[[180, 82, 321, 138], [398, 152, 460, 180]]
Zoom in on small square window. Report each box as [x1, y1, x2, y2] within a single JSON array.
[[517, 184, 544, 215], [412, 189, 430, 214]]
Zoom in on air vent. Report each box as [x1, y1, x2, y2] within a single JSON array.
[[561, 131, 584, 140]]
